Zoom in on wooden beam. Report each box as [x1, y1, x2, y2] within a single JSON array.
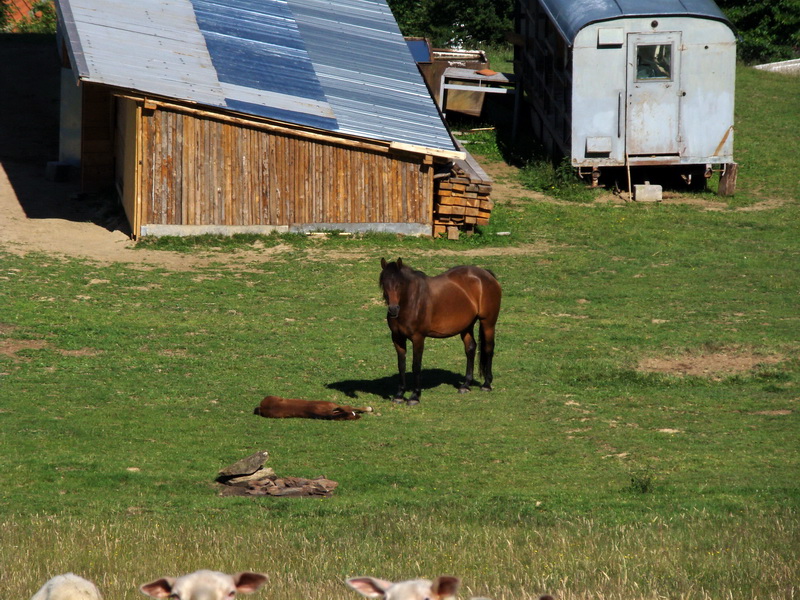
[[718, 162, 738, 196], [389, 141, 465, 161]]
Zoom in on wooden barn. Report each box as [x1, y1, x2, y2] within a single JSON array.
[[54, 0, 485, 238]]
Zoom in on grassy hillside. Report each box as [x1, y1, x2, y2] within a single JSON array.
[[0, 67, 797, 600]]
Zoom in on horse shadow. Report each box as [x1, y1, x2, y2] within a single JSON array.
[[326, 368, 464, 400]]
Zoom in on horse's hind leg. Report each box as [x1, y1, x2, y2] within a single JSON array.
[[478, 319, 496, 391], [459, 326, 477, 393]]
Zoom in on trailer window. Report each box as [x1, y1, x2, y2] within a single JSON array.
[[636, 44, 672, 80]]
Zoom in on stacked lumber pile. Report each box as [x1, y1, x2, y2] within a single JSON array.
[[433, 146, 493, 239]]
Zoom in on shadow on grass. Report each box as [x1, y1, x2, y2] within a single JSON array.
[[326, 368, 464, 399]]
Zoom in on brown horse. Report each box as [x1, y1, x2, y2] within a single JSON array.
[[379, 258, 501, 405]]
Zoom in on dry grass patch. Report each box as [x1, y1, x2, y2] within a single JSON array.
[[3, 511, 798, 600], [0, 337, 48, 360], [637, 349, 784, 379], [0, 324, 101, 362]]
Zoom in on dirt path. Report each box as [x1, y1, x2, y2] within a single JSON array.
[[0, 162, 130, 257], [0, 163, 254, 269]]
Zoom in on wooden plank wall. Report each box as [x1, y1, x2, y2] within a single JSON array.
[[138, 107, 433, 229]]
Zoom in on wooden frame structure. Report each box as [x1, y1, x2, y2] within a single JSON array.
[[85, 86, 463, 238]]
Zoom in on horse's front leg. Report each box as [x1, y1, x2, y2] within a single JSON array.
[[459, 327, 477, 393], [407, 335, 426, 405], [391, 333, 408, 402]]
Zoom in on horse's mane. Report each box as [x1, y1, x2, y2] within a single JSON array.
[[403, 264, 428, 280], [380, 260, 427, 286]]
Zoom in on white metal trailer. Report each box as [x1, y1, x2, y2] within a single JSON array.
[[514, 0, 737, 193]]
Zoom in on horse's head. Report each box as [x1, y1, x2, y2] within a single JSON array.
[[379, 258, 405, 318]]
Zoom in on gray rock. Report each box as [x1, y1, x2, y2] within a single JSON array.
[[218, 450, 269, 478]]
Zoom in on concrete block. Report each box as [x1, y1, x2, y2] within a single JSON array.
[[634, 181, 662, 202]]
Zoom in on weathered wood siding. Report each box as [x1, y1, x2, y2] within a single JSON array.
[[137, 105, 434, 233]]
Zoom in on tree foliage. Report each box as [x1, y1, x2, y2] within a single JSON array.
[[388, 0, 798, 64], [0, 0, 13, 32], [13, 0, 57, 33], [716, 0, 800, 63], [387, 0, 513, 47]]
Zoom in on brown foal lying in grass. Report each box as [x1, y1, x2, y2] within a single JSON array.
[[254, 395, 373, 420]]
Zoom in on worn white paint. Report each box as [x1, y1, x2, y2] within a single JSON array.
[[571, 16, 736, 168], [58, 69, 82, 166]]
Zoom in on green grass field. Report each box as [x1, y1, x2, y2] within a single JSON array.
[[1, 66, 798, 599]]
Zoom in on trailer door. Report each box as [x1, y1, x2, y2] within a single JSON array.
[[626, 33, 681, 157]]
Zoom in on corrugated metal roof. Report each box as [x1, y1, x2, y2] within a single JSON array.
[[537, 0, 735, 44], [290, 0, 452, 148], [56, 0, 455, 150]]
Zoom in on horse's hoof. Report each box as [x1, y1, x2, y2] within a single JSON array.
[[458, 386, 471, 394], [480, 385, 492, 392], [406, 398, 420, 406], [391, 397, 405, 404]]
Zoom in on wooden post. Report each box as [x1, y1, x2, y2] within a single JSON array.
[[718, 162, 738, 196]]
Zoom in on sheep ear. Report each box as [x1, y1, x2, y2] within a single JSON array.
[[432, 576, 460, 600], [232, 572, 268, 594], [346, 577, 393, 598], [139, 578, 176, 598]]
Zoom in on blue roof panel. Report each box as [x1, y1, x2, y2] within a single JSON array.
[[406, 39, 432, 63], [191, 0, 329, 101], [289, 0, 455, 148]]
